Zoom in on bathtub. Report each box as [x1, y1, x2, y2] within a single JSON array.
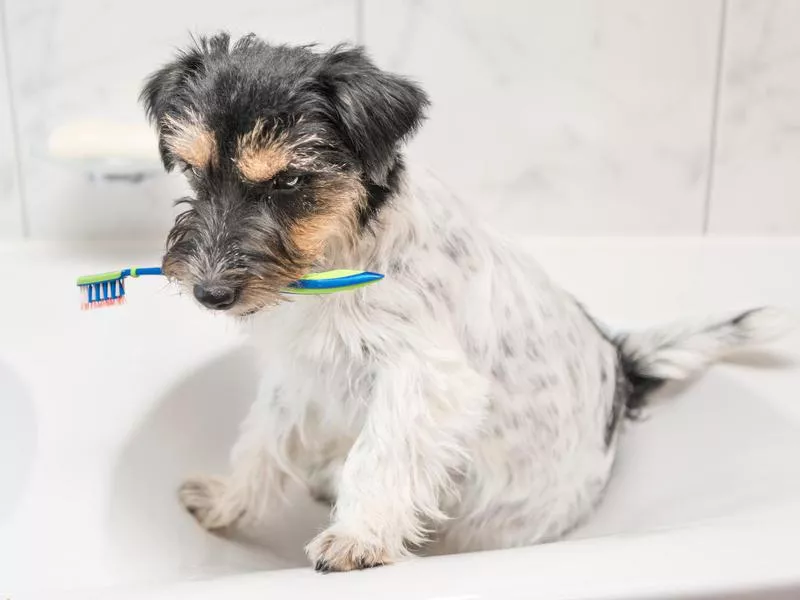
[[2, 238, 800, 600]]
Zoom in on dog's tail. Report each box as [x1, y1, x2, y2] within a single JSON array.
[[615, 307, 792, 416]]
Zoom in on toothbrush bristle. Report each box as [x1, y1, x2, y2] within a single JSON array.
[[81, 296, 126, 310], [79, 278, 126, 310]]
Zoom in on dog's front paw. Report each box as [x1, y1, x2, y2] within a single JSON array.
[[178, 475, 244, 531], [306, 524, 400, 572]]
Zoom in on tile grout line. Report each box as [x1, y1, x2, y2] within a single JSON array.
[[702, 0, 729, 236], [0, 0, 30, 238]]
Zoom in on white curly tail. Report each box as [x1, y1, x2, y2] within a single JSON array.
[[617, 307, 793, 382]]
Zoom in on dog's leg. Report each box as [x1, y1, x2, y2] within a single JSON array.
[[307, 455, 346, 506], [306, 342, 489, 571], [178, 450, 282, 532], [179, 381, 296, 531], [178, 474, 245, 530]]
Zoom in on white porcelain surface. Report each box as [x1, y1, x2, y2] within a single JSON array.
[[365, 0, 722, 235], [2, 238, 800, 599], [0, 5, 23, 238], [708, 0, 800, 234], [1, 0, 356, 239]]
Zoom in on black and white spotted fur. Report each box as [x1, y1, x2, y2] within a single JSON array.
[[143, 34, 788, 571]]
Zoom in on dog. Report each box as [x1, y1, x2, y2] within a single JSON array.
[[142, 33, 786, 571]]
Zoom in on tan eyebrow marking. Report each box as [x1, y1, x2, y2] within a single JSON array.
[[161, 112, 217, 168], [236, 138, 292, 182], [235, 118, 323, 183]]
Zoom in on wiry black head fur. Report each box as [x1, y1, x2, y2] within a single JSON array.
[[141, 33, 428, 314]]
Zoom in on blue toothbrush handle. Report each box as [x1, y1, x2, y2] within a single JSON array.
[[117, 267, 382, 290], [287, 271, 384, 289], [121, 267, 163, 278]]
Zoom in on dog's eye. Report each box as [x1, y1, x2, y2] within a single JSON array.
[[273, 174, 301, 190], [181, 164, 200, 178]]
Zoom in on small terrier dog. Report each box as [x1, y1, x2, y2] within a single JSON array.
[[142, 33, 784, 571]]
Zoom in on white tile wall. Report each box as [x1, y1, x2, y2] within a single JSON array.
[[708, 0, 800, 234], [364, 0, 723, 235], [0, 0, 799, 239], [2, 0, 356, 240], [0, 1, 23, 238]]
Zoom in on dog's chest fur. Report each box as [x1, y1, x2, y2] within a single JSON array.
[[244, 170, 620, 548]]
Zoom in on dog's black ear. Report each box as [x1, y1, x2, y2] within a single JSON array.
[[140, 36, 225, 171], [320, 46, 429, 185]]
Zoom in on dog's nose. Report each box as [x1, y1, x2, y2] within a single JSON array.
[[193, 284, 237, 310]]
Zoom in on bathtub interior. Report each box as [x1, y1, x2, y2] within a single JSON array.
[[2, 240, 800, 597]]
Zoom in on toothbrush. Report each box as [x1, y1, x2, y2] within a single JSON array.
[[76, 267, 384, 310]]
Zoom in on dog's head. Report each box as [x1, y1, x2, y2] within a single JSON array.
[[142, 33, 427, 315]]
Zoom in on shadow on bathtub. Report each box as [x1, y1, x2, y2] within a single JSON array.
[[106, 346, 328, 585], [105, 345, 800, 584], [572, 364, 800, 540]]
